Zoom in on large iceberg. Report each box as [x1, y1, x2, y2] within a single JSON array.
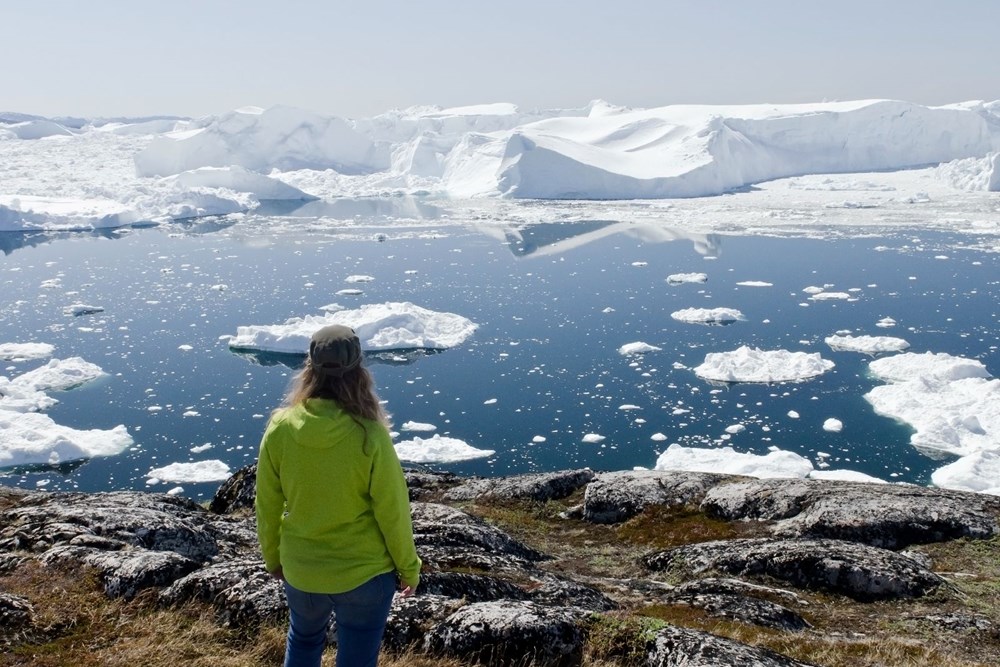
[[692, 346, 835, 383]]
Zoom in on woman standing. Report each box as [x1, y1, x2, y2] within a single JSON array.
[[256, 324, 421, 667]]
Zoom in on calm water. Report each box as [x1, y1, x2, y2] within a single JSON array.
[[2, 212, 998, 499]]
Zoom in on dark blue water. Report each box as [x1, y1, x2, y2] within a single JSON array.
[[2, 215, 998, 499]]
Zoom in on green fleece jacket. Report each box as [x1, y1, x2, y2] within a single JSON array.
[[255, 398, 421, 593]]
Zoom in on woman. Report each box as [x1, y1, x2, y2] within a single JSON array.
[[255, 324, 421, 667]]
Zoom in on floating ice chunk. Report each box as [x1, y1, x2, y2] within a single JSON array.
[[0, 377, 57, 412], [876, 317, 897, 328], [618, 404, 641, 411], [190, 443, 214, 453], [725, 424, 746, 434], [11, 357, 107, 392], [582, 433, 606, 443], [865, 352, 998, 458], [823, 418, 844, 432], [825, 334, 910, 355], [228, 302, 477, 353], [336, 289, 364, 296], [0, 411, 133, 468], [178, 344, 193, 351], [401, 421, 437, 432], [0, 343, 54, 361], [802, 286, 825, 294], [146, 460, 232, 484], [654, 443, 813, 479], [810, 291, 852, 301], [483, 398, 498, 405], [63, 304, 104, 316], [808, 469, 888, 484], [651, 433, 668, 441], [693, 346, 834, 383], [671, 307, 745, 325], [931, 450, 1000, 495], [532, 435, 546, 443], [787, 411, 800, 419], [166, 487, 186, 496], [666, 273, 707, 284], [345, 275, 375, 283], [394, 434, 494, 462], [618, 342, 662, 355], [736, 281, 773, 287]]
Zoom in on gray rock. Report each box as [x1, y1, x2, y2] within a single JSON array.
[[444, 469, 595, 502], [419, 571, 528, 602], [209, 463, 257, 515], [665, 592, 810, 631], [667, 577, 810, 607], [404, 470, 462, 501], [0, 592, 34, 637], [40, 545, 200, 599], [644, 538, 945, 601], [0, 491, 218, 561], [383, 593, 465, 653], [412, 502, 549, 569], [424, 600, 588, 666], [528, 573, 619, 612], [158, 555, 285, 626], [646, 625, 817, 666], [584, 471, 726, 524], [702, 479, 1000, 549]]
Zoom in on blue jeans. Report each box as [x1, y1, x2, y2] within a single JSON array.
[[283, 572, 396, 667]]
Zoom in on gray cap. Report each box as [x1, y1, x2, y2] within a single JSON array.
[[309, 325, 362, 378]]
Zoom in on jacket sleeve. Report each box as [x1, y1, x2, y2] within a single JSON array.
[[254, 420, 285, 573], [370, 425, 422, 589]]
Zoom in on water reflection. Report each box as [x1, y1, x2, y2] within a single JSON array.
[[0, 228, 124, 255], [254, 196, 444, 220], [476, 220, 722, 258]]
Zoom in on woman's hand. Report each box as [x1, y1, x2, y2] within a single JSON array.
[[397, 578, 416, 597], [268, 566, 284, 581]]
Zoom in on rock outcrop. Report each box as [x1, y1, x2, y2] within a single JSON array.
[[2, 467, 998, 665]]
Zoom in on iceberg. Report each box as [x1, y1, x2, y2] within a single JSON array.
[[825, 334, 910, 355], [0, 342, 54, 361], [671, 307, 745, 325], [146, 460, 232, 484], [693, 346, 835, 383], [0, 411, 133, 468], [394, 434, 494, 463], [228, 302, 477, 354], [654, 443, 814, 479]]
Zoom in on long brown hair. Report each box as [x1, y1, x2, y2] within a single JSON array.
[[283, 359, 391, 429]]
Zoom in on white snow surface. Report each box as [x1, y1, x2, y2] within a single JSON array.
[[0, 343, 54, 361], [671, 307, 745, 324], [666, 273, 708, 284], [693, 346, 835, 383], [228, 302, 477, 353], [146, 460, 232, 484], [9, 357, 107, 392], [4, 98, 1000, 229], [825, 334, 910, 354], [619, 342, 662, 355], [394, 434, 494, 463], [654, 443, 814, 479], [931, 450, 1000, 495], [864, 352, 998, 458], [0, 411, 133, 468]]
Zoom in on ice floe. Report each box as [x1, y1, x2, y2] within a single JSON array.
[[394, 434, 494, 463], [0, 343, 54, 361], [666, 272, 708, 284], [693, 346, 835, 383], [0, 411, 133, 468], [671, 307, 745, 325], [931, 450, 1000, 495], [825, 334, 910, 355], [654, 443, 814, 479], [146, 460, 232, 484], [618, 342, 662, 355], [228, 302, 477, 353], [9, 357, 107, 392]]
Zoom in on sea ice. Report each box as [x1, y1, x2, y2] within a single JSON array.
[[0, 411, 133, 468], [808, 469, 887, 484], [394, 434, 494, 463], [865, 352, 998, 458], [146, 460, 232, 484], [9, 357, 107, 392], [823, 418, 844, 432], [693, 346, 835, 383], [931, 450, 1000, 495], [401, 421, 437, 432], [582, 433, 606, 443], [0, 343, 54, 361], [654, 443, 814, 479], [671, 307, 745, 325], [228, 302, 477, 353], [618, 342, 662, 355], [666, 272, 708, 284], [825, 334, 910, 354]]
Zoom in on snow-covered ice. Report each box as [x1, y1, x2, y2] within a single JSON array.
[[146, 460, 232, 484], [693, 346, 835, 383], [0, 411, 133, 468], [394, 434, 494, 462], [0, 343, 54, 361], [618, 342, 662, 355], [825, 334, 910, 355], [654, 443, 814, 478], [666, 273, 708, 284], [671, 307, 745, 325], [401, 421, 437, 432], [931, 450, 1000, 495], [8, 357, 107, 392], [823, 418, 844, 432], [865, 352, 998, 459], [228, 302, 477, 353]]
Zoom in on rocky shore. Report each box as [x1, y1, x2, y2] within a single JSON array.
[[2, 467, 999, 666]]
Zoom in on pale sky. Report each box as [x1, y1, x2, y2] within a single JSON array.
[[5, 0, 999, 119]]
